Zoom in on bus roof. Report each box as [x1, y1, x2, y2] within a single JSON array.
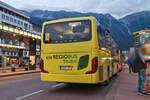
[[43, 16, 96, 26]]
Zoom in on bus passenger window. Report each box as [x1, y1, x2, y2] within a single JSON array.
[[97, 26, 106, 48]]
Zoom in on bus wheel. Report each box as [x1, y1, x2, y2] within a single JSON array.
[[103, 67, 110, 85]]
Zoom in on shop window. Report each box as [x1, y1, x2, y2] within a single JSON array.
[[9, 40, 13, 45], [16, 42, 20, 46], [21, 42, 25, 47], [11, 52, 13, 56], [9, 52, 11, 56], [5, 52, 8, 56], [2, 39, 5, 44]]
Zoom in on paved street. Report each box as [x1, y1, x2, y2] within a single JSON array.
[[1, 66, 150, 100], [0, 73, 117, 100]]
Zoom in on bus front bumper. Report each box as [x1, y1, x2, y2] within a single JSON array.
[[41, 73, 95, 84]]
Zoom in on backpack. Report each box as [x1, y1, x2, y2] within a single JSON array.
[[130, 59, 139, 73], [130, 52, 140, 73]]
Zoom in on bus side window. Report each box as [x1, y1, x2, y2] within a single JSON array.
[[97, 26, 106, 48], [105, 37, 112, 49]]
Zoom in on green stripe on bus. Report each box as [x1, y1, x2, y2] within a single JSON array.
[[78, 55, 89, 70]]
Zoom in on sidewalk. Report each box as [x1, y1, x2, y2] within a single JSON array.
[[0, 67, 41, 77], [105, 66, 150, 100]]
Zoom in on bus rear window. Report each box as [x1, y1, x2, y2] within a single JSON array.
[[43, 20, 91, 43]]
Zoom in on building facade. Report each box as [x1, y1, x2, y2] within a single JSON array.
[[133, 30, 150, 48], [0, 1, 41, 68]]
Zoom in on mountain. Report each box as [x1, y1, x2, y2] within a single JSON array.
[[119, 11, 150, 33], [25, 10, 135, 50]]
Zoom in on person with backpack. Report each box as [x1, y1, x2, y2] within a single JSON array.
[[134, 47, 150, 95]]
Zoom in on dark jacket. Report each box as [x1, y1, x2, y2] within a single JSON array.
[[126, 57, 134, 73], [135, 52, 150, 70], [127, 57, 134, 65]]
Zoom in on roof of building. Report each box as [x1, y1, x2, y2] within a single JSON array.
[[0, 1, 29, 19], [133, 29, 150, 35]]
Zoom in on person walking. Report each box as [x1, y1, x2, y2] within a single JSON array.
[[126, 54, 134, 73], [11, 62, 16, 72]]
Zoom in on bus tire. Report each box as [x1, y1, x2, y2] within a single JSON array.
[[114, 65, 119, 76], [116, 64, 119, 74]]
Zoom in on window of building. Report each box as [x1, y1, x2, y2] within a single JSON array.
[[8, 11, 11, 15], [29, 25, 31, 31], [24, 23, 28, 30], [17, 20, 20, 24], [2, 14, 5, 19], [4, 9, 7, 13], [10, 17, 13, 22], [0, 7, 3, 11], [21, 21, 23, 26], [6, 16, 9, 21], [14, 19, 17, 23]]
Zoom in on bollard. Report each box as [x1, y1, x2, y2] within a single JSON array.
[[146, 64, 150, 93]]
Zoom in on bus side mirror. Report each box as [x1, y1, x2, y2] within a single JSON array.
[[104, 29, 111, 38], [105, 29, 111, 34]]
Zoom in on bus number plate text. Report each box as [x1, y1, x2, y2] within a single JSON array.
[[60, 66, 73, 70]]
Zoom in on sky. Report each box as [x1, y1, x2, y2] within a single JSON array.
[[2, 0, 150, 18]]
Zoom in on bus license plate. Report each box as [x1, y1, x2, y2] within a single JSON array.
[[60, 66, 72, 70]]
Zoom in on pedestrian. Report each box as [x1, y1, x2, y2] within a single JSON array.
[[11, 62, 16, 72], [126, 53, 134, 73], [135, 47, 150, 95]]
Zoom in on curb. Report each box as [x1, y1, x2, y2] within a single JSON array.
[[0, 71, 40, 77], [104, 75, 120, 100]]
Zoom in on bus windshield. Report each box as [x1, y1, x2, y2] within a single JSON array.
[[43, 20, 91, 43]]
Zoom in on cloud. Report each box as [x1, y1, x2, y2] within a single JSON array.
[[2, 0, 150, 18]]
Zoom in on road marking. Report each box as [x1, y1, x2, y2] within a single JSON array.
[[16, 90, 44, 100], [15, 83, 65, 100], [51, 83, 65, 88]]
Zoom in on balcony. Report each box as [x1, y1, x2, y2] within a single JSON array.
[[0, 24, 41, 40]]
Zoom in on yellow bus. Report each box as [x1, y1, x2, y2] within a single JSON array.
[[41, 17, 120, 84]]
